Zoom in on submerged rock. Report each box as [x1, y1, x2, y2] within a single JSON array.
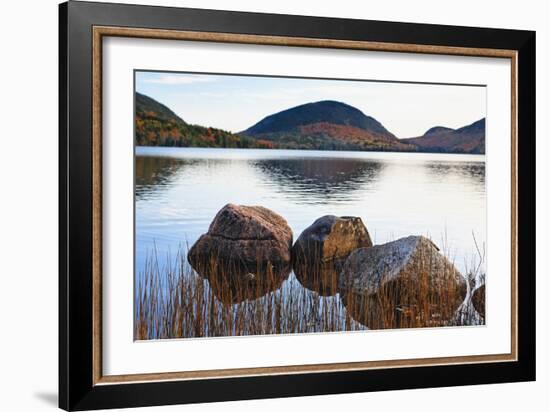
[[471, 284, 486, 319], [338, 235, 467, 329], [187, 204, 293, 304], [292, 215, 372, 296]]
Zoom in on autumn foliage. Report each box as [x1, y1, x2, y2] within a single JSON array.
[[135, 92, 270, 149], [299, 122, 416, 151]]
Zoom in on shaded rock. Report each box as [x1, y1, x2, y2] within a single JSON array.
[[292, 215, 372, 296], [338, 236, 467, 329], [471, 284, 486, 319], [188, 204, 293, 304]]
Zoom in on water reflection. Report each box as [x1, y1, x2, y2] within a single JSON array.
[[135, 156, 188, 200], [136, 157, 241, 200], [253, 158, 384, 204], [425, 162, 485, 188], [207, 269, 292, 306]]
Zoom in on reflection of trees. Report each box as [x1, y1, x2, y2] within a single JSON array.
[[253, 158, 383, 204], [425, 162, 485, 188], [136, 156, 237, 200], [135, 156, 190, 200]]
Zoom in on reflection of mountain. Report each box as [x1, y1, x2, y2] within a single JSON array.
[[425, 162, 485, 188], [135, 156, 188, 200], [253, 158, 383, 203]]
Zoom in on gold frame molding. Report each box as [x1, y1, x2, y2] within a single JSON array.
[[91, 26, 518, 386]]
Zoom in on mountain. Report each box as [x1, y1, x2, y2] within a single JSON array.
[[135, 93, 273, 149], [136, 93, 485, 154], [402, 119, 486, 154], [245, 100, 392, 136], [242, 100, 415, 152], [424, 126, 454, 135], [136, 92, 185, 124]]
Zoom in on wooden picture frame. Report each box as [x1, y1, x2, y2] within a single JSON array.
[[59, 1, 535, 410]]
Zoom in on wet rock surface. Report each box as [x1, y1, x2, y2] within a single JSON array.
[[188, 204, 293, 304], [292, 215, 372, 296], [338, 235, 467, 329]]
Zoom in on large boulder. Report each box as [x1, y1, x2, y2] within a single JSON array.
[[292, 215, 372, 296], [471, 284, 486, 319], [338, 236, 467, 329], [188, 204, 293, 304]]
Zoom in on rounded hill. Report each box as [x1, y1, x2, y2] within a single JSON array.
[[243, 100, 393, 137]]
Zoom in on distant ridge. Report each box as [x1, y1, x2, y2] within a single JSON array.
[[424, 126, 454, 136], [402, 118, 486, 154]]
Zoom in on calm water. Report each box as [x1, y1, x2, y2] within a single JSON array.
[[135, 147, 486, 278]]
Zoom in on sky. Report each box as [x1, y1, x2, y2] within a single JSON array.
[[135, 71, 486, 139]]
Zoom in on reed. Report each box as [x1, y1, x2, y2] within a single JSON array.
[[135, 238, 485, 340]]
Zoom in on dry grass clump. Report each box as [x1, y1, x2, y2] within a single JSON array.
[[135, 246, 365, 340], [135, 238, 485, 340]]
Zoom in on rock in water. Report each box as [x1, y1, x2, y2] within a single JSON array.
[[188, 204, 293, 304], [471, 284, 485, 319], [292, 215, 372, 296], [338, 236, 467, 329]]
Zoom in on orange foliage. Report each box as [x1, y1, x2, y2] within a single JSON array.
[[298, 122, 413, 150], [255, 139, 275, 149], [299, 122, 381, 143]]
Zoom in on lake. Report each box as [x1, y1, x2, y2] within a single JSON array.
[[136, 147, 486, 277], [135, 147, 486, 337]]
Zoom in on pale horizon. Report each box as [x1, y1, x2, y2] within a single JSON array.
[[136, 71, 486, 139]]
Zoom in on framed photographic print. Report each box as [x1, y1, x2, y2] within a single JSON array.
[[59, 1, 536, 410]]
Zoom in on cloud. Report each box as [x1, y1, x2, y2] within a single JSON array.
[[142, 73, 219, 85]]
